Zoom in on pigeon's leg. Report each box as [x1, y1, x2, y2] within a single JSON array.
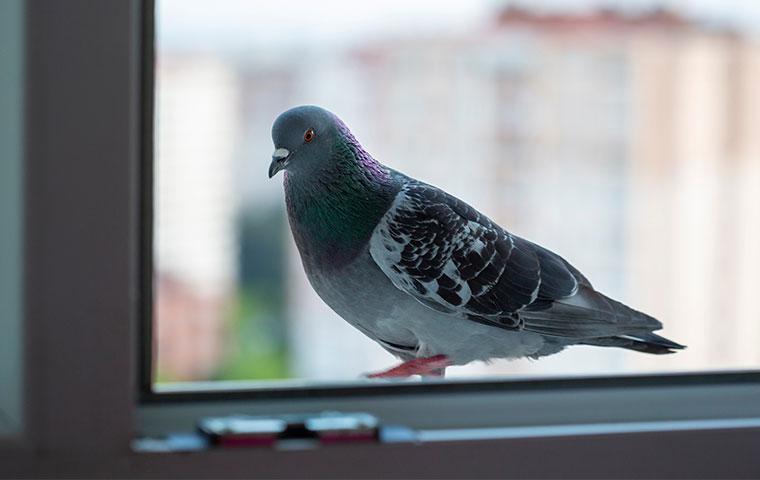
[[366, 355, 450, 379]]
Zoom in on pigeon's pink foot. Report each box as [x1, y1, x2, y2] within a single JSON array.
[[366, 355, 450, 379]]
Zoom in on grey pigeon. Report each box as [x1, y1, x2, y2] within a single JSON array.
[[269, 105, 685, 378]]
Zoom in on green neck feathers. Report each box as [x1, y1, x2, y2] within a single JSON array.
[[284, 139, 398, 267]]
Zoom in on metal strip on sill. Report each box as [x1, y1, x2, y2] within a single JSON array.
[[134, 417, 760, 453], [417, 417, 760, 443]]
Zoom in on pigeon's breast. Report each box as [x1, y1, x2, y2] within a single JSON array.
[[300, 246, 549, 365], [301, 246, 425, 350]]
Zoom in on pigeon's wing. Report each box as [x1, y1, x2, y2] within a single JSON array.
[[369, 181, 659, 338]]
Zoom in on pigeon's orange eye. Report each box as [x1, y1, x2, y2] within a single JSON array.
[[304, 128, 315, 143]]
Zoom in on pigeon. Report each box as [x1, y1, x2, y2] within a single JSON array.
[[268, 105, 685, 378]]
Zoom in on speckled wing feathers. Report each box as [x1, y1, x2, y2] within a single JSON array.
[[370, 181, 588, 333]]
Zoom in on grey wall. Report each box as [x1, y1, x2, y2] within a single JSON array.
[[0, 0, 24, 436]]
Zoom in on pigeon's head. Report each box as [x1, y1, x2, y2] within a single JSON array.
[[269, 105, 344, 178]]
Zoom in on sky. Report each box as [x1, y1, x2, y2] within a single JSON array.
[[158, 0, 760, 51]]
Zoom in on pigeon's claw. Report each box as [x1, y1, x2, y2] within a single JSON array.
[[365, 355, 450, 379]]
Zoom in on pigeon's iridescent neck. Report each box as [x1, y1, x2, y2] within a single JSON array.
[[284, 138, 398, 269]]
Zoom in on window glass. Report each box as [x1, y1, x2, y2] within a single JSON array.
[[154, 0, 760, 384], [0, 0, 24, 432]]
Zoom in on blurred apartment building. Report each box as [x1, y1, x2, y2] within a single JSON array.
[[154, 56, 240, 380], [624, 16, 760, 370], [154, 7, 760, 381]]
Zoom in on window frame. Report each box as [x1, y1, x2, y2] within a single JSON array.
[[7, 0, 760, 476], [138, 0, 155, 400]]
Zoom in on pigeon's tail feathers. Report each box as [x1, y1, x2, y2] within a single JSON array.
[[582, 332, 687, 355], [633, 332, 686, 350], [522, 287, 687, 354], [521, 286, 663, 339]]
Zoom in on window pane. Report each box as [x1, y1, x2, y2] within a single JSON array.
[[154, 0, 760, 384], [0, 0, 24, 433]]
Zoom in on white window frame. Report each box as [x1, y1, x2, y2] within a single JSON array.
[[3, 0, 760, 476]]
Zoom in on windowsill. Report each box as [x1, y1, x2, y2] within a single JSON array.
[[126, 416, 760, 478], [132, 372, 760, 477], [138, 370, 760, 437]]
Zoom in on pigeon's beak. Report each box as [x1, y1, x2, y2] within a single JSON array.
[[268, 148, 290, 178]]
